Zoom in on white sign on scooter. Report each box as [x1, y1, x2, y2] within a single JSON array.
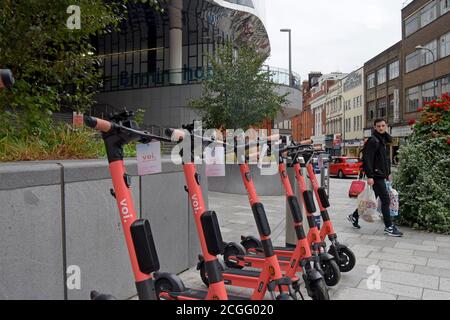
[[136, 141, 162, 175]]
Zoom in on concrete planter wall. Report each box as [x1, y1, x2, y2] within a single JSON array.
[[0, 159, 204, 300]]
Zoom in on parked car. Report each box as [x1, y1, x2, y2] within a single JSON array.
[[330, 157, 362, 179]]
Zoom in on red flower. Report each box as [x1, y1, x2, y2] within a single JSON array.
[[418, 107, 424, 112], [448, 138, 450, 145], [408, 119, 417, 126]]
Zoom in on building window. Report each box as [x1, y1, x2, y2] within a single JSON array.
[[406, 51, 420, 73], [368, 101, 376, 121], [389, 94, 395, 117], [377, 67, 387, 85], [389, 60, 399, 80], [421, 1, 437, 28], [441, 32, 450, 58], [405, 13, 420, 37], [406, 86, 420, 112], [441, 76, 450, 95], [422, 40, 438, 65], [377, 98, 387, 118], [421, 81, 435, 102], [406, 39, 437, 73], [442, 0, 450, 14], [367, 73, 376, 89]]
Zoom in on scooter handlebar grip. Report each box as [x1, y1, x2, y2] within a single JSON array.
[[298, 139, 313, 145], [266, 133, 280, 142], [84, 116, 112, 133], [165, 128, 174, 137], [166, 128, 185, 141]]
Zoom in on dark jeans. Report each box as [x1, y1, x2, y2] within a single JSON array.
[[353, 178, 392, 228]]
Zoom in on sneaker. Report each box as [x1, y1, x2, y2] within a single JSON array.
[[384, 225, 403, 237], [347, 214, 361, 229]]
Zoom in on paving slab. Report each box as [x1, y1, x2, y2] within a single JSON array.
[[357, 280, 423, 299]]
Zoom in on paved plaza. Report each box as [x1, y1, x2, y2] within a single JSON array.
[[179, 176, 450, 300]]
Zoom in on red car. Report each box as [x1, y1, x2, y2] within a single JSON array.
[[330, 157, 362, 179]]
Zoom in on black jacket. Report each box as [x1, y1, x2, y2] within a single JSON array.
[[362, 131, 392, 179]]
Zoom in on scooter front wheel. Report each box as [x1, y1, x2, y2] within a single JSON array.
[[199, 258, 226, 287], [241, 236, 262, 252], [329, 245, 356, 272], [90, 290, 116, 300], [320, 259, 341, 287], [309, 278, 330, 300], [223, 242, 246, 269]]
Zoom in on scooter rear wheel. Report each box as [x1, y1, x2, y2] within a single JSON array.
[[329, 245, 356, 272], [320, 259, 341, 287], [155, 276, 184, 299], [309, 278, 330, 300]]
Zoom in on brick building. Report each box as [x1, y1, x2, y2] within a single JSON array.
[[402, 0, 450, 127]]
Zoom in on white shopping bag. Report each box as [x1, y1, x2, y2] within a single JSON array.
[[357, 185, 378, 223]]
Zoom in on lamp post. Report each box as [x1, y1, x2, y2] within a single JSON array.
[[415, 45, 436, 99], [280, 29, 292, 87]]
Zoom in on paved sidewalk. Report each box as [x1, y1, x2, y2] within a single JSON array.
[[179, 177, 450, 300]]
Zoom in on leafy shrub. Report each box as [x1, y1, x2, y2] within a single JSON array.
[[0, 123, 103, 162], [394, 93, 450, 234]]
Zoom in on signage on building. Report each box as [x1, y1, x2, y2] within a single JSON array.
[[394, 89, 400, 123], [344, 139, 364, 147], [343, 71, 362, 92], [333, 134, 342, 147], [391, 126, 412, 138]]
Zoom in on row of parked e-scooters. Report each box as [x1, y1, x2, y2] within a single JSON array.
[[86, 110, 356, 301]]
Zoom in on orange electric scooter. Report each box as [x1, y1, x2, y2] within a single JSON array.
[[302, 145, 356, 273]]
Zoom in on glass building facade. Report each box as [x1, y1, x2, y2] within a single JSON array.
[[94, 0, 270, 92]]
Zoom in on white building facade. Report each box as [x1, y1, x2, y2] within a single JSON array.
[[341, 67, 365, 156]]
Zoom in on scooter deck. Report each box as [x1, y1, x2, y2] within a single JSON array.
[[246, 254, 291, 261], [224, 268, 261, 278], [254, 246, 295, 253], [274, 246, 295, 251], [168, 288, 249, 300]]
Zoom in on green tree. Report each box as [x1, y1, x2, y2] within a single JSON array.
[[189, 41, 289, 130], [0, 0, 159, 137], [393, 94, 450, 234]]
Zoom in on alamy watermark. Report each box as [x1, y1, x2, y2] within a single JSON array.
[[366, 265, 382, 290], [66, 265, 81, 290], [66, 5, 81, 30]]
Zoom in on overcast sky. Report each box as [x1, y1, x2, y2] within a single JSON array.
[[264, 0, 407, 80]]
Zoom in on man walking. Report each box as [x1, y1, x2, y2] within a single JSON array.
[[348, 118, 403, 237]]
